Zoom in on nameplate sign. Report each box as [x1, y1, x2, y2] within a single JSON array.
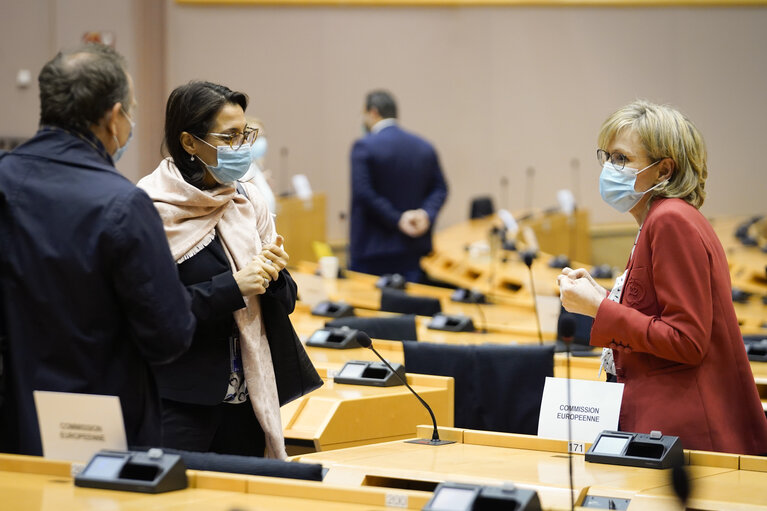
[[537, 377, 624, 448], [292, 271, 329, 307], [34, 391, 127, 462]]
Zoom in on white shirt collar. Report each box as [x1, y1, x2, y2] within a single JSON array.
[[371, 118, 397, 134]]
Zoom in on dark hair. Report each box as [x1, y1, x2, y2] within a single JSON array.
[[365, 90, 397, 119], [163, 81, 248, 188], [38, 43, 130, 133]]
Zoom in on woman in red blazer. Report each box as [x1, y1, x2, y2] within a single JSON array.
[[558, 100, 767, 454]]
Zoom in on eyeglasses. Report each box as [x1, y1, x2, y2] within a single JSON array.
[[207, 127, 259, 150], [598, 148, 664, 175], [597, 149, 631, 171]]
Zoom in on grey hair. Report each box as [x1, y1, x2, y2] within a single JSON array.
[[365, 90, 397, 119], [38, 43, 130, 134]]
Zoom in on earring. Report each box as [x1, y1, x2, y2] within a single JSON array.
[[190, 154, 195, 161]]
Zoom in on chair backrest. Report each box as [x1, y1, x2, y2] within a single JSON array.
[[326, 314, 418, 341], [403, 342, 554, 434], [380, 288, 441, 317], [558, 306, 593, 346], [469, 196, 495, 219], [158, 448, 324, 481]]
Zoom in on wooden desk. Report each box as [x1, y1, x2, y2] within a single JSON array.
[[718, 215, 767, 336], [291, 301, 600, 379], [293, 302, 767, 386], [627, 456, 767, 510], [708, 215, 767, 337], [295, 426, 758, 510], [425, 213, 767, 337], [292, 268, 558, 338], [296, 259, 539, 309], [275, 193, 326, 265], [0, 453, 431, 510], [589, 222, 638, 269], [421, 211, 609, 299], [303, 335, 600, 388], [710, 215, 765, 254], [282, 368, 453, 455], [735, 298, 767, 336], [291, 301, 554, 345]]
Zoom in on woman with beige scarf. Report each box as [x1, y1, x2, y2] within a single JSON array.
[[138, 81, 293, 459]]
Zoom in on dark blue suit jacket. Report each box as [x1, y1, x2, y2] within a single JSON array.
[[349, 124, 447, 273], [0, 127, 195, 455]]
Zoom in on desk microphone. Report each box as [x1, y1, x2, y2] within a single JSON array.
[[488, 226, 502, 305], [671, 459, 691, 508], [354, 331, 453, 446], [522, 251, 544, 345], [558, 314, 576, 348], [451, 288, 488, 333]]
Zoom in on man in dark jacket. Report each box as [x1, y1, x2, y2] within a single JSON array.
[[349, 90, 448, 282], [0, 44, 195, 455]]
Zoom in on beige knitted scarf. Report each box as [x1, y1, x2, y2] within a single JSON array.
[[138, 158, 286, 459]]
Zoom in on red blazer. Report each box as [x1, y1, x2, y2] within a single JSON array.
[[591, 198, 767, 454]]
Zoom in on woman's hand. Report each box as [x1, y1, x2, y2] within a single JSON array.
[[557, 267, 606, 318], [233, 258, 273, 296], [560, 266, 607, 296], [259, 234, 289, 281]]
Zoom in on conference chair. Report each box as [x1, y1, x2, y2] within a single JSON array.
[[469, 196, 495, 219], [555, 306, 598, 355], [403, 342, 554, 435], [157, 448, 324, 481], [380, 288, 442, 317], [325, 314, 418, 341]]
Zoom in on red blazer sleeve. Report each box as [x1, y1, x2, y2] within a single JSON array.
[[591, 203, 714, 365]]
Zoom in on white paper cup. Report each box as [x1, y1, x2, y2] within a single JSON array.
[[318, 256, 339, 280]]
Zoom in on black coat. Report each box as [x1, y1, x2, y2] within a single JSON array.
[[154, 234, 298, 405], [0, 128, 196, 455]]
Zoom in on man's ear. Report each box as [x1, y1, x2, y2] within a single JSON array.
[[105, 102, 122, 137], [179, 131, 197, 156]]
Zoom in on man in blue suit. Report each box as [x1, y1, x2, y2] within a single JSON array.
[[0, 44, 195, 455], [349, 91, 448, 282]]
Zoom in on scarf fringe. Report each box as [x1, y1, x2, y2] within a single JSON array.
[[176, 231, 216, 263]]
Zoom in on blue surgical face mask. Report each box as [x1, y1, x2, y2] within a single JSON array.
[[195, 136, 253, 184], [599, 161, 665, 213], [250, 136, 268, 160], [112, 112, 135, 162]]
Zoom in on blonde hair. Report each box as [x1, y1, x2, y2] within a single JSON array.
[[598, 100, 708, 209]]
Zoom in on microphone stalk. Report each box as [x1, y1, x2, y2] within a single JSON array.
[[355, 332, 453, 445], [371, 343, 441, 442], [565, 332, 575, 510], [523, 251, 544, 345]]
